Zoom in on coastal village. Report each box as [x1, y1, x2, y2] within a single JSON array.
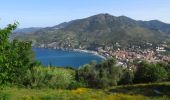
[[96, 42, 170, 70], [37, 40, 170, 70]]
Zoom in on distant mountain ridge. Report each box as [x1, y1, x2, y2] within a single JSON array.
[[13, 27, 42, 34], [11, 27, 43, 40], [14, 13, 170, 49], [137, 20, 170, 35]]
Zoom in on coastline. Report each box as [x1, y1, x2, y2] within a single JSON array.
[[73, 49, 107, 60], [33, 47, 107, 60]]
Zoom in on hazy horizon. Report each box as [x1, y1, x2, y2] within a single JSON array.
[[0, 0, 170, 28]]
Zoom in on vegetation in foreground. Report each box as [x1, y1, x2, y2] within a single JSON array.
[[0, 82, 170, 100], [1, 23, 170, 99]]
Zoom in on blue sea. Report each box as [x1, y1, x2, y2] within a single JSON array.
[[33, 48, 104, 68]]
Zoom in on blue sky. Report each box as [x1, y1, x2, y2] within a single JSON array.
[[0, 0, 170, 28]]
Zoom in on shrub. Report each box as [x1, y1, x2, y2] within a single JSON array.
[[24, 66, 76, 89], [68, 81, 87, 89], [164, 63, 170, 81], [134, 61, 168, 83], [119, 69, 134, 85]]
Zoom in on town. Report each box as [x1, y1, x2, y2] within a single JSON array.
[[97, 42, 170, 69]]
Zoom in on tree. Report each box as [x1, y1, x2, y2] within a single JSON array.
[[77, 58, 123, 88], [134, 61, 168, 83], [10, 39, 38, 84], [119, 69, 134, 85], [163, 62, 170, 81], [0, 23, 38, 85], [0, 23, 18, 84]]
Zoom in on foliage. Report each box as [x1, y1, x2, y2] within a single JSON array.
[[134, 61, 168, 83], [77, 58, 123, 88], [0, 23, 18, 85], [109, 82, 170, 98], [24, 66, 75, 89], [119, 69, 134, 85], [68, 80, 87, 89], [77, 59, 170, 89], [154, 62, 170, 81], [0, 23, 38, 86], [163, 62, 170, 81]]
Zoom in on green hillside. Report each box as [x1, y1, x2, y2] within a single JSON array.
[[14, 13, 170, 49]]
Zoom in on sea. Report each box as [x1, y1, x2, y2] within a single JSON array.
[[33, 48, 104, 68]]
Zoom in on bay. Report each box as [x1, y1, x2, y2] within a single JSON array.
[[33, 48, 104, 68]]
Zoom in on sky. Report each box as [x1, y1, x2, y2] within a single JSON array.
[[0, 0, 170, 28]]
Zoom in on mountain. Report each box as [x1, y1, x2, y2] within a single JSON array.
[[52, 22, 70, 29], [14, 13, 170, 50], [13, 27, 42, 34], [137, 20, 170, 35], [11, 27, 42, 40]]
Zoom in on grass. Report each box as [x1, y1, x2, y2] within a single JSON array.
[[0, 87, 148, 100], [109, 82, 170, 99], [0, 82, 170, 100]]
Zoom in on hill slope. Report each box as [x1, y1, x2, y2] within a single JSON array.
[[15, 13, 170, 49], [138, 20, 170, 35], [11, 27, 43, 40]]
